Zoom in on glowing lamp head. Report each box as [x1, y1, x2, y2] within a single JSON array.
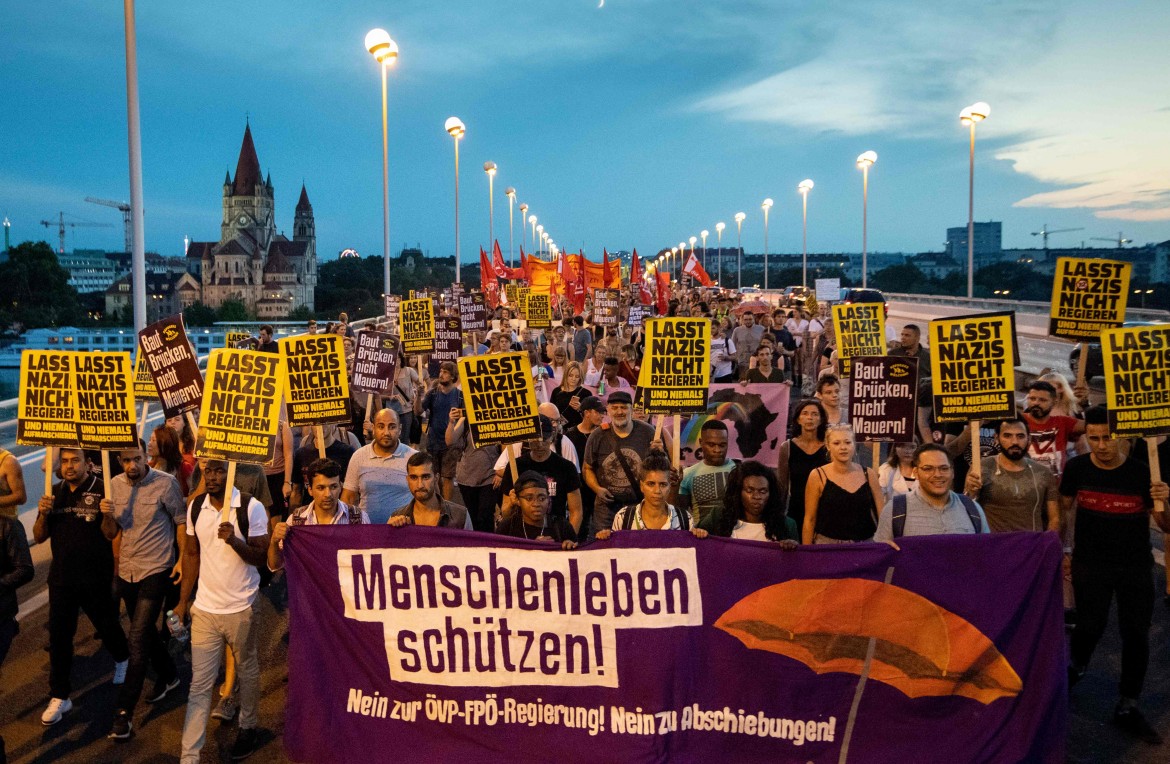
[[505, 187, 516, 198], [960, 102, 990, 125], [445, 116, 466, 139], [519, 203, 528, 213], [798, 179, 814, 193], [856, 150, 877, 168], [365, 29, 398, 65], [689, 236, 697, 246], [528, 215, 536, 225], [734, 212, 746, 223], [762, 198, 774, 210], [715, 222, 725, 233], [536, 224, 544, 234]]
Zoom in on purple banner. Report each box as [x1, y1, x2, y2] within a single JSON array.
[[285, 528, 1065, 763]]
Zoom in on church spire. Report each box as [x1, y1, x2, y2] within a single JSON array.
[[232, 124, 262, 195], [296, 183, 312, 212]]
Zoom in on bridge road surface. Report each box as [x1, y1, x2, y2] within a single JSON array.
[[3, 306, 1168, 761]]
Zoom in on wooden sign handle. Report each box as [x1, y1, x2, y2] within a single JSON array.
[[672, 415, 681, 470], [969, 420, 981, 478], [139, 401, 151, 438], [872, 442, 881, 470], [44, 446, 54, 497], [366, 393, 375, 423], [654, 414, 664, 442], [1075, 344, 1089, 390], [222, 461, 237, 526], [1150, 439, 1166, 514], [507, 445, 520, 482], [101, 451, 112, 500], [315, 425, 326, 460], [185, 410, 199, 439]]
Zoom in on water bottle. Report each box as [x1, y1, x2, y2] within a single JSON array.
[[166, 610, 189, 644]]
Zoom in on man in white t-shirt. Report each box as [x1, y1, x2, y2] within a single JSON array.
[[174, 460, 270, 763]]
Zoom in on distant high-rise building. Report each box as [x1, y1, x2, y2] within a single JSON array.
[[184, 124, 317, 318], [946, 221, 1002, 262]]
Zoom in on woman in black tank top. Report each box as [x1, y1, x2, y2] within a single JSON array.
[[803, 425, 884, 543]]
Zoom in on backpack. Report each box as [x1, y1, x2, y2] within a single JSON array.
[[189, 491, 273, 587], [891, 493, 982, 538], [619, 502, 691, 531]]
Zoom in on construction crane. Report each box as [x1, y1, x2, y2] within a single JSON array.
[[85, 197, 133, 252], [1030, 223, 1084, 251], [39, 212, 113, 254], [1091, 232, 1132, 249]]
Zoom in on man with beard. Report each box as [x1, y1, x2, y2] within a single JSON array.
[[342, 409, 418, 524], [174, 460, 270, 762], [269, 459, 369, 572], [1021, 380, 1086, 477], [963, 417, 1060, 533], [583, 391, 669, 536], [388, 453, 473, 529]]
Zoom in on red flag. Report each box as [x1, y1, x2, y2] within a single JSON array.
[[656, 272, 670, 315], [479, 249, 500, 308], [519, 249, 530, 284], [630, 249, 642, 286], [683, 252, 714, 287], [491, 241, 508, 279]]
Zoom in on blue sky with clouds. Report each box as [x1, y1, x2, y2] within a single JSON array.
[[2, 0, 1168, 265]]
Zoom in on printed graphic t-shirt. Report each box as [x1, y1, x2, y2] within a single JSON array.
[[1060, 454, 1152, 565]]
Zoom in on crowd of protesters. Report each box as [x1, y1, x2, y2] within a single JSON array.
[[2, 283, 1168, 762]]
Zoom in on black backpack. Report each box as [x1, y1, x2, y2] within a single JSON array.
[[188, 491, 275, 587], [891, 493, 983, 538]]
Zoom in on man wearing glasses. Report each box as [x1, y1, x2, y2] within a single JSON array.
[[873, 443, 988, 541], [495, 472, 577, 549]]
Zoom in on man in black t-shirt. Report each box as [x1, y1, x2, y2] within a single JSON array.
[[32, 448, 130, 726], [498, 416, 583, 535], [1061, 407, 1170, 744]]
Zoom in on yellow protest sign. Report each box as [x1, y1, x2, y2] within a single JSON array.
[[504, 283, 520, 308], [832, 302, 887, 378], [516, 286, 532, 318], [457, 351, 540, 445], [1048, 257, 1131, 341], [225, 331, 251, 348], [1102, 323, 1170, 438], [133, 345, 159, 401], [17, 350, 76, 446], [73, 352, 138, 450], [195, 349, 283, 464], [930, 312, 1016, 422], [399, 297, 436, 354], [280, 334, 352, 427], [525, 293, 552, 329], [636, 318, 710, 414]]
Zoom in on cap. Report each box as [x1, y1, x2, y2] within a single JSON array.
[[515, 471, 549, 494], [607, 391, 633, 405], [580, 396, 606, 413]]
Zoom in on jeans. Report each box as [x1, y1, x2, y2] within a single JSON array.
[[181, 605, 260, 763], [1070, 558, 1154, 699], [114, 571, 177, 711], [458, 484, 498, 533], [49, 578, 130, 699]]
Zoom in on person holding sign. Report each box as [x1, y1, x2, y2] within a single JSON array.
[[1021, 380, 1086, 477], [417, 362, 464, 500], [174, 459, 269, 763], [101, 442, 186, 740], [34, 448, 130, 727], [802, 425, 883, 544], [963, 417, 1060, 534], [583, 391, 670, 536], [1062, 406, 1170, 744]]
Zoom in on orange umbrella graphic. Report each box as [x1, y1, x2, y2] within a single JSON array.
[[715, 575, 1022, 704]]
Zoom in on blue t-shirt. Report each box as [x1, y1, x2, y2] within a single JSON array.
[[423, 386, 464, 450]]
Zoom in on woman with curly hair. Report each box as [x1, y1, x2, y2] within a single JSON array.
[[700, 460, 798, 544]]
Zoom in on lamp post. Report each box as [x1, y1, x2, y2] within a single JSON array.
[[365, 28, 398, 298], [528, 214, 537, 256], [484, 161, 497, 258], [445, 116, 466, 282], [734, 212, 746, 290], [541, 230, 549, 257], [855, 152, 877, 288], [700, 230, 709, 272], [798, 179, 813, 289], [960, 102, 990, 298], [678, 242, 686, 282], [670, 248, 678, 282], [537, 225, 545, 257], [714, 222, 725, 285], [761, 199, 773, 290], [505, 188, 516, 267]]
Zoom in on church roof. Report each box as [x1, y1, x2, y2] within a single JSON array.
[[264, 248, 295, 274], [232, 124, 263, 195], [186, 241, 215, 259], [214, 239, 251, 257], [296, 184, 312, 212], [275, 239, 309, 258]]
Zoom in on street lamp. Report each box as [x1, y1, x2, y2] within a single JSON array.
[[484, 161, 497, 257], [541, 230, 549, 257], [365, 28, 398, 297], [505, 188, 516, 267], [798, 179, 813, 288], [528, 214, 537, 256], [734, 212, 746, 290], [856, 151, 876, 288], [537, 224, 545, 257], [700, 230, 709, 272], [714, 222, 725, 286], [960, 101, 990, 298], [678, 242, 686, 282], [445, 116, 466, 282], [761, 198, 773, 290]]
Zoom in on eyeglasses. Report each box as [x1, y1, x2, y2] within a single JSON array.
[[915, 465, 952, 475], [518, 493, 549, 503]]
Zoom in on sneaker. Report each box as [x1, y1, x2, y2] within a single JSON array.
[[112, 659, 129, 685], [146, 677, 180, 703], [230, 727, 260, 760], [41, 697, 73, 726], [1114, 706, 1163, 745], [108, 709, 133, 740], [211, 693, 238, 722]]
